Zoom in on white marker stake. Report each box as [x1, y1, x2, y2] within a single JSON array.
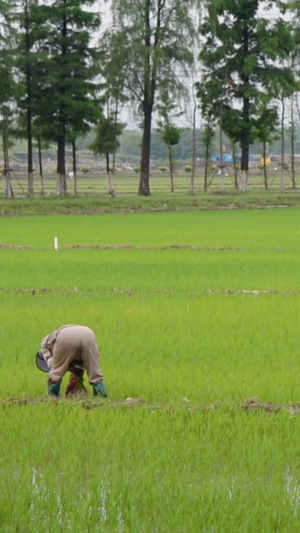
[[54, 237, 58, 251]]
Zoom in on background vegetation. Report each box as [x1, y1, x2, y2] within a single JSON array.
[[1, 0, 300, 197]]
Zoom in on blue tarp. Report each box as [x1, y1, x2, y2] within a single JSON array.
[[212, 155, 253, 163]]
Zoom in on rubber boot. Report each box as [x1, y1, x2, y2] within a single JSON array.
[[48, 380, 61, 397], [93, 381, 108, 398]]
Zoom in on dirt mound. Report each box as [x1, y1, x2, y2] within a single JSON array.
[[242, 396, 283, 413], [1, 396, 300, 415], [0, 243, 30, 250]]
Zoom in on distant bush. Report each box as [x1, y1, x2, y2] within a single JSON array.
[[81, 166, 90, 174], [184, 165, 192, 173], [133, 166, 141, 173], [158, 166, 168, 173]]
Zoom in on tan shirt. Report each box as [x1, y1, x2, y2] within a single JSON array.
[[41, 325, 75, 368]]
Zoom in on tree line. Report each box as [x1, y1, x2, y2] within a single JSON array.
[[1, 0, 300, 198]]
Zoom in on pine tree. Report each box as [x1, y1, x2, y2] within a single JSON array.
[[31, 0, 101, 195], [12, 0, 42, 196], [0, 0, 15, 197]]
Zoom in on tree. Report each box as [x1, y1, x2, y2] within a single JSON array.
[[201, 118, 215, 191], [107, 0, 196, 196], [102, 31, 129, 175], [160, 122, 180, 193], [157, 92, 181, 193], [1, 106, 14, 198], [199, 0, 296, 191], [34, 132, 50, 196], [254, 104, 279, 190], [89, 115, 124, 195], [32, 0, 101, 196], [289, 95, 296, 189], [12, 0, 40, 196], [285, 4, 300, 189], [0, 1, 15, 198], [190, 81, 198, 196]]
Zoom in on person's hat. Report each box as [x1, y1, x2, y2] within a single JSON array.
[[36, 350, 50, 373]]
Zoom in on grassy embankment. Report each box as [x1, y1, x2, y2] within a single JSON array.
[[1, 189, 300, 216], [1, 209, 300, 531], [1, 166, 300, 214]]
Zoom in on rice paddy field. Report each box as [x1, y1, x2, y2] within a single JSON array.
[[1, 207, 300, 531]]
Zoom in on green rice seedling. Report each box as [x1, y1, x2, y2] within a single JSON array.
[[1, 405, 300, 531], [1, 208, 300, 531]]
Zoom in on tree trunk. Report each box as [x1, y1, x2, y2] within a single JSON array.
[[57, 134, 67, 196], [204, 157, 208, 192], [106, 153, 112, 194], [111, 152, 116, 197], [27, 170, 33, 197], [72, 139, 77, 195], [56, 9, 67, 197], [139, 103, 152, 196], [168, 144, 174, 193], [204, 129, 210, 192], [263, 141, 268, 190], [290, 95, 296, 190], [190, 102, 196, 196], [25, 0, 33, 197], [27, 118, 33, 196], [239, 136, 249, 192], [38, 135, 44, 196], [281, 96, 285, 193], [239, 29, 250, 193], [219, 119, 225, 193], [232, 142, 238, 189], [3, 126, 13, 198], [111, 102, 117, 197], [239, 95, 250, 192]]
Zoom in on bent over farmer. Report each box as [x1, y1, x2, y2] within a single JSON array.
[[37, 324, 107, 398]]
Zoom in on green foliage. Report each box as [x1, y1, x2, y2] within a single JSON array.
[[254, 105, 279, 145], [25, 0, 102, 182], [184, 165, 192, 173], [33, 2, 101, 140], [161, 124, 181, 147], [202, 120, 216, 157], [89, 116, 124, 157], [199, 0, 297, 171], [107, 0, 197, 194], [158, 166, 168, 173], [80, 166, 90, 174]]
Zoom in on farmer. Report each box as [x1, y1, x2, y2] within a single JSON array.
[[36, 324, 108, 398]]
